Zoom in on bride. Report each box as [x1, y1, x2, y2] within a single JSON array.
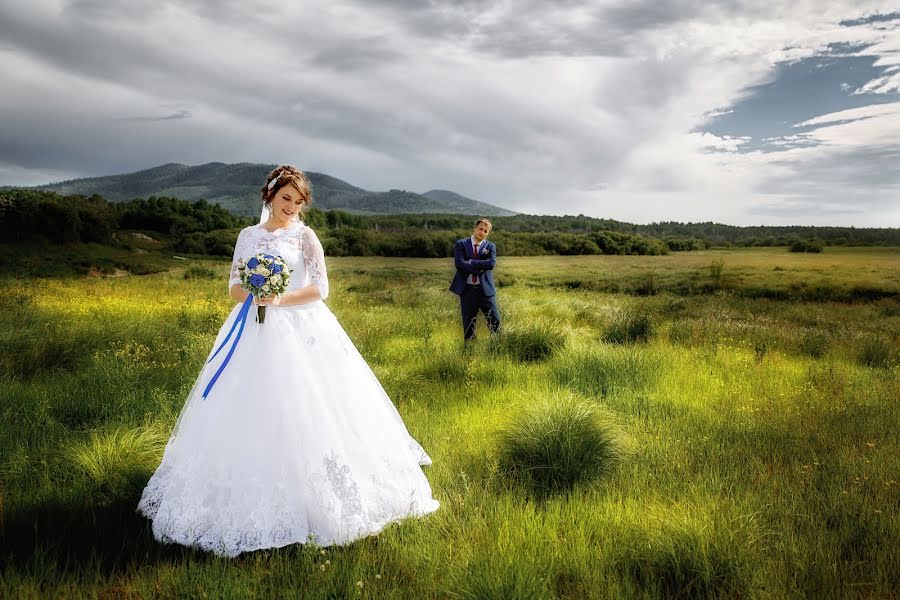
[[137, 165, 439, 557]]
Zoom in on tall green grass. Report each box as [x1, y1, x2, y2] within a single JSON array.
[[1, 248, 898, 598]]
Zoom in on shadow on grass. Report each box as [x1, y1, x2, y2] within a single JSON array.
[[0, 496, 378, 579], [0, 496, 193, 575], [1, 498, 394, 599]]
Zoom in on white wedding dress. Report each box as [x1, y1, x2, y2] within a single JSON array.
[[137, 221, 439, 557]]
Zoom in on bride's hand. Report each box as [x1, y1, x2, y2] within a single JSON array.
[[255, 295, 282, 307]]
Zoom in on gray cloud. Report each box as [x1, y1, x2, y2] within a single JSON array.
[[0, 0, 898, 225], [121, 109, 193, 122], [754, 145, 900, 194], [746, 199, 867, 217], [310, 37, 404, 71]]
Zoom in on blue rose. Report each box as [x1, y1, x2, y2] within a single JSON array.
[[263, 254, 275, 260], [247, 257, 260, 269], [249, 274, 266, 288], [272, 264, 283, 274]]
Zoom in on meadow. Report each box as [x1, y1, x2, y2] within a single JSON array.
[[1, 247, 898, 599]]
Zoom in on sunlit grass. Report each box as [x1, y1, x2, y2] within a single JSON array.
[[64, 425, 169, 500], [1, 248, 898, 598]]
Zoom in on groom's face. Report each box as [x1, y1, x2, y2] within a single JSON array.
[[473, 222, 491, 242]]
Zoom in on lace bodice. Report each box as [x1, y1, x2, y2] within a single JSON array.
[[228, 222, 329, 300]]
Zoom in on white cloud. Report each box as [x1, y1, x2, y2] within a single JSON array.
[[795, 101, 900, 127], [0, 0, 898, 226]]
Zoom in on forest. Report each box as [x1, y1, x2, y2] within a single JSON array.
[[1, 189, 897, 260]]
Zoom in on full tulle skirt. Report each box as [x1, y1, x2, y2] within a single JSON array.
[[137, 300, 439, 557]]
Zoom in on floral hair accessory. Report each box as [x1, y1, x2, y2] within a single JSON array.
[[267, 172, 282, 190]]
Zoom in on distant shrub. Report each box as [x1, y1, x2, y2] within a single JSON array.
[[798, 330, 831, 358], [496, 393, 623, 497], [183, 265, 218, 280], [603, 309, 655, 344], [707, 259, 725, 282], [790, 240, 824, 253], [881, 304, 900, 318], [201, 230, 241, 256], [754, 341, 768, 363], [849, 285, 894, 302], [857, 337, 896, 369], [665, 238, 706, 251], [65, 426, 168, 500], [492, 322, 567, 362]]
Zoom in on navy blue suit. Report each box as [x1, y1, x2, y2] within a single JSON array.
[[450, 238, 501, 340]]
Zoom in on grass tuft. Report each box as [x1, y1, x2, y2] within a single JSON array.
[[64, 425, 168, 500], [491, 321, 567, 362], [602, 309, 655, 344], [857, 336, 896, 369], [798, 329, 831, 358], [496, 391, 623, 496]]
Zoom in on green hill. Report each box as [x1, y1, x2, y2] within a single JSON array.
[[423, 189, 516, 216], [35, 162, 517, 217]]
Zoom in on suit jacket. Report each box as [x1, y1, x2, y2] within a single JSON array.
[[449, 237, 497, 296]]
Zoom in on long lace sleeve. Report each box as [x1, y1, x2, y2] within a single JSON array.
[[301, 226, 329, 300], [228, 227, 250, 291]]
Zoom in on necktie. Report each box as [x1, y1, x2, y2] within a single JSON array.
[[472, 243, 480, 284]]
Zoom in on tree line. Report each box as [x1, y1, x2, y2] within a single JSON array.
[[2, 189, 896, 259]]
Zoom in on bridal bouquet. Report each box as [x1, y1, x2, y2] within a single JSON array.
[[237, 253, 291, 323]]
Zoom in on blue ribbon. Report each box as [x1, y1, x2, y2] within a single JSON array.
[[203, 294, 253, 400]]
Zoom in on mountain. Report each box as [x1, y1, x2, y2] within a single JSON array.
[[423, 190, 517, 216], [35, 162, 518, 217]]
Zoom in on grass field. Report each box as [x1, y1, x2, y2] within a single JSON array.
[[1, 247, 898, 598]]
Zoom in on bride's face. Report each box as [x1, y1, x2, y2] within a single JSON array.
[[269, 185, 304, 223]]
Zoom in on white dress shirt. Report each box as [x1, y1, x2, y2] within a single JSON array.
[[468, 236, 485, 285]]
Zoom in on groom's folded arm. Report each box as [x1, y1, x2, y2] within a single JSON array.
[[468, 259, 494, 270], [468, 246, 496, 270], [454, 243, 482, 274]]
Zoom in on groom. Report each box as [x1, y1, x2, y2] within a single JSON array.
[[449, 218, 501, 341]]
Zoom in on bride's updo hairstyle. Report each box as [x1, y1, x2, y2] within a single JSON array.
[[261, 165, 313, 213]]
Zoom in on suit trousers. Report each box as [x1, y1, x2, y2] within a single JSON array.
[[460, 284, 501, 340]]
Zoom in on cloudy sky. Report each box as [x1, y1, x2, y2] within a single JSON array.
[[1, 1, 898, 226]]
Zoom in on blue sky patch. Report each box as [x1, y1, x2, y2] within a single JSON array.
[[703, 46, 900, 153]]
